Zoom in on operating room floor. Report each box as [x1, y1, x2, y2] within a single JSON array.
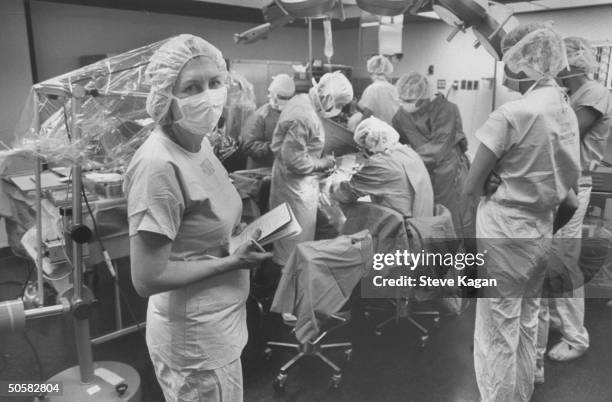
[[1, 253, 611, 402]]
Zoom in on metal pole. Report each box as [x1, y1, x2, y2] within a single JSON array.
[[308, 18, 313, 79], [34, 157, 44, 306], [69, 90, 95, 384], [114, 270, 123, 330]]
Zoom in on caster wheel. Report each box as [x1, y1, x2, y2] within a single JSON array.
[[433, 317, 441, 328], [264, 347, 272, 360], [374, 329, 382, 336], [329, 373, 342, 389], [420, 335, 429, 348], [344, 348, 353, 362], [273, 373, 287, 394]]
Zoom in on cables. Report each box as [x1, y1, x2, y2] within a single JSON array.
[[80, 185, 144, 338]]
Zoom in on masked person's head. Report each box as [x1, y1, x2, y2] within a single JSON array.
[[353, 117, 400, 155], [145, 34, 228, 139], [310, 71, 354, 118], [227, 73, 256, 108], [367, 55, 393, 81], [268, 74, 295, 111], [501, 23, 568, 94], [557, 36, 597, 85], [396, 72, 430, 113]]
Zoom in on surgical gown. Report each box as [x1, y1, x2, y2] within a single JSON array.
[[332, 144, 434, 218], [242, 103, 281, 169], [269, 94, 326, 265], [473, 83, 581, 402], [391, 95, 476, 240]]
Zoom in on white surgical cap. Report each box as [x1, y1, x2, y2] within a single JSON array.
[[145, 34, 227, 123], [396, 72, 430, 101], [269, 74, 296, 99], [564, 37, 598, 74], [353, 116, 400, 153], [367, 55, 393, 77], [316, 71, 354, 109], [228, 72, 256, 107], [502, 26, 568, 80]]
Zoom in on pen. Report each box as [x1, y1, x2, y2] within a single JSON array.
[[250, 239, 267, 253]]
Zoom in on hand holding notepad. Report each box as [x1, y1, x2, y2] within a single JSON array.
[[229, 203, 302, 254]]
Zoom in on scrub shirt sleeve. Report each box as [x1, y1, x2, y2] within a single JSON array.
[[358, 86, 375, 112], [126, 160, 185, 241], [573, 84, 609, 116], [474, 108, 513, 159], [349, 155, 395, 198], [279, 119, 317, 175], [242, 112, 272, 161]]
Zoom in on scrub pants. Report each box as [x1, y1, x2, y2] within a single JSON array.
[[537, 183, 592, 367], [474, 200, 550, 402], [150, 354, 243, 402]]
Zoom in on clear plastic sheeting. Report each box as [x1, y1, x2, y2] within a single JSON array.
[[13, 38, 173, 170]]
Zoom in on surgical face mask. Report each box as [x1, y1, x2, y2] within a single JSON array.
[[502, 72, 535, 93], [172, 87, 227, 135], [310, 86, 341, 118], [401, 101, 418, 113]]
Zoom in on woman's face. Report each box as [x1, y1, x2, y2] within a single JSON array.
[[169, 56, 226, 119]]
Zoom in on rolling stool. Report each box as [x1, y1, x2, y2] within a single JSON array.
[[264, 310, 353, 393]]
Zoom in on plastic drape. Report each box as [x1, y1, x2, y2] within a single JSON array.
[[12, 38, 173, 170]]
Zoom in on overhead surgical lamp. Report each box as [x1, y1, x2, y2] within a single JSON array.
[[275, 0, 341, 19], [356, 0, 424, 17]]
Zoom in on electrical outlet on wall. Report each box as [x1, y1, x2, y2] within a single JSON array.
[[474, 80, 479, 90], [461, 80, 466, 90], [467, 80, 473, 90]]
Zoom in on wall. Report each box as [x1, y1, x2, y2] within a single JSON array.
[[28, 1, 356, 82]]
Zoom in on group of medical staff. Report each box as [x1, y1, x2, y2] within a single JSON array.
[[122, 19, 612, 401]]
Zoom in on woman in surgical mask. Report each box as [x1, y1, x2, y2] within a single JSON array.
[[463, 24, 581, 402], [124, 34, 272, 402], [268, 71, 354, 269], [242, 74, 296, 170], [331, 116, 434, 218], [391, 72, 476, 244]]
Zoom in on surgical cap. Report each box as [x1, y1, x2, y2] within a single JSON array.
[[353, 117, 400, 153], [396, 72, 430, 101], [316, 71, 354, 109], [502, 25, 568, 79], [500, 22, 549, 54], [145, 34, 227, 123], [228, 72, 256, 107], [564, 37, 598, 73], [269, 74, 296, 98], [367, 55, 393, 77]]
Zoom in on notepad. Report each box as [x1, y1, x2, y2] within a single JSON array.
[[229, 202, 302, 254], [9, 171, 66, 192]]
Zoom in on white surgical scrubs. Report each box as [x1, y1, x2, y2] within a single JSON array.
[[269, 94, 325, 265], [358, 79, 400, 125], [473, 82, 581, 402], [125, 128, 246, 402], [537, 79, 612, 362]]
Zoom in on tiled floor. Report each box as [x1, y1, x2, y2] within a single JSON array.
[[1, 253, 611, 402]]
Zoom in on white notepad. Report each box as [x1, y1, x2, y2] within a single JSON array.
[[229, 202, 302, 254]]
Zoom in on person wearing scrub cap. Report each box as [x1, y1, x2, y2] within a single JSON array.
[[125, 34, 272, 402], [356, 55, 399, 125], [463, 25, 581, 402], [391, 72, 476, 244], [242, 73, 296, 169], [535, 36, 612, 371], [331, 117, 433, 218], [268, 71, 353, 267], [218, 72, 257, 172]]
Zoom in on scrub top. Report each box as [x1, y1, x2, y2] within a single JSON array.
[[242, 103, 281, 169], [124, 128, 247, 371], [358, 80, 400, 125], [475, 83, 581, 215], [569, 80, 612, 174]]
